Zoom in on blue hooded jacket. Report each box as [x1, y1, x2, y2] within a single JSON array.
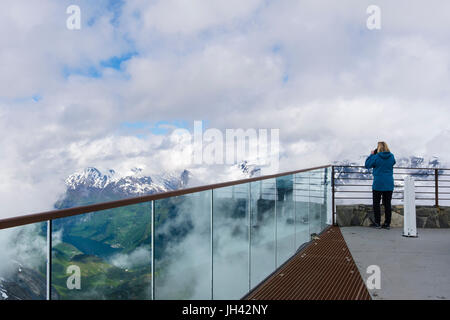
[[365, 152, 396, 191]]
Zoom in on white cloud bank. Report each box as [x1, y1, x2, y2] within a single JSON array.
[[1, 0, 450, 219]]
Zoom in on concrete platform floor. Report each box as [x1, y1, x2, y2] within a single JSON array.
[[340, 227, 450, 300]]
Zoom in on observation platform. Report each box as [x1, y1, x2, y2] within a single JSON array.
[[1, 164, 449, 300], [246, 225, 450, 300], [245, 226, 371, 300], [341, 226, 450, 300]]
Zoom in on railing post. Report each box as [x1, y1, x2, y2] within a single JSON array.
[[210, 189, 214, 300], [331, 166, 336, 226], [46, 219, 52, 300], [293, 175, 296, 248], [323, 168, 328, 229], [307, 172, 311, 233], [247, 183, 251, 294], [435, 169, 439, 209], [150, 200, 155, 300], [274, 183, 277, 269]]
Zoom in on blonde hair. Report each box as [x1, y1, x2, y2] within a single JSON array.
[[377, 141, 390, 153]]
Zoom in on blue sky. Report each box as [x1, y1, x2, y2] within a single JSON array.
[[120, 120, 190, 136], [62, 52, 137, 78]]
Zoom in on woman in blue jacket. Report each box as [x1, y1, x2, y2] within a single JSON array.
[[365, 141, 396, 229]]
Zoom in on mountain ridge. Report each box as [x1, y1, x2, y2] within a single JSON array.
[[334, 155, 443, 169], [55, 167, 191, 209]]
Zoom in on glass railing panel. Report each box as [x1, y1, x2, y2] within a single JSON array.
[[294, 172, 310, 248], [250, 179, 276, 289], [275, 174, 295, 267], [309, 169, 325, 235], [154, 191, 211, 300], [0, 222, 47, 300], [213, 183, 249, 299], [52, 203, 151, 300]]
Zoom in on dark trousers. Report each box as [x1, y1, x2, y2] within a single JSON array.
[[372, 190, 393, 225]]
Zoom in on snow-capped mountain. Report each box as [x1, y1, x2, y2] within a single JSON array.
[[333, 155, 445, 188], [395, 156, 442, 170], [334, 155, 443, 172], [65, 167, 117, 190], [337, 155, 442, 168], [55, 167, 191, 209], [65, 167, 190, 194], [0, 261, 51, 300], [236, 160, 262, 178], [0, 280, 7, 300]]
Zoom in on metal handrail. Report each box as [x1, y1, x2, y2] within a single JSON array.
[[1, 163, 446, 231], [335, 165, 450, 170], [332, 165, 448, 209], [0, 164, 331, 230]]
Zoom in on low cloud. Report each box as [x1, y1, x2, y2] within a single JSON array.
[[109, 246, 150, 270], [1, 0, 450, 221], [0, 224, 46, 278]]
